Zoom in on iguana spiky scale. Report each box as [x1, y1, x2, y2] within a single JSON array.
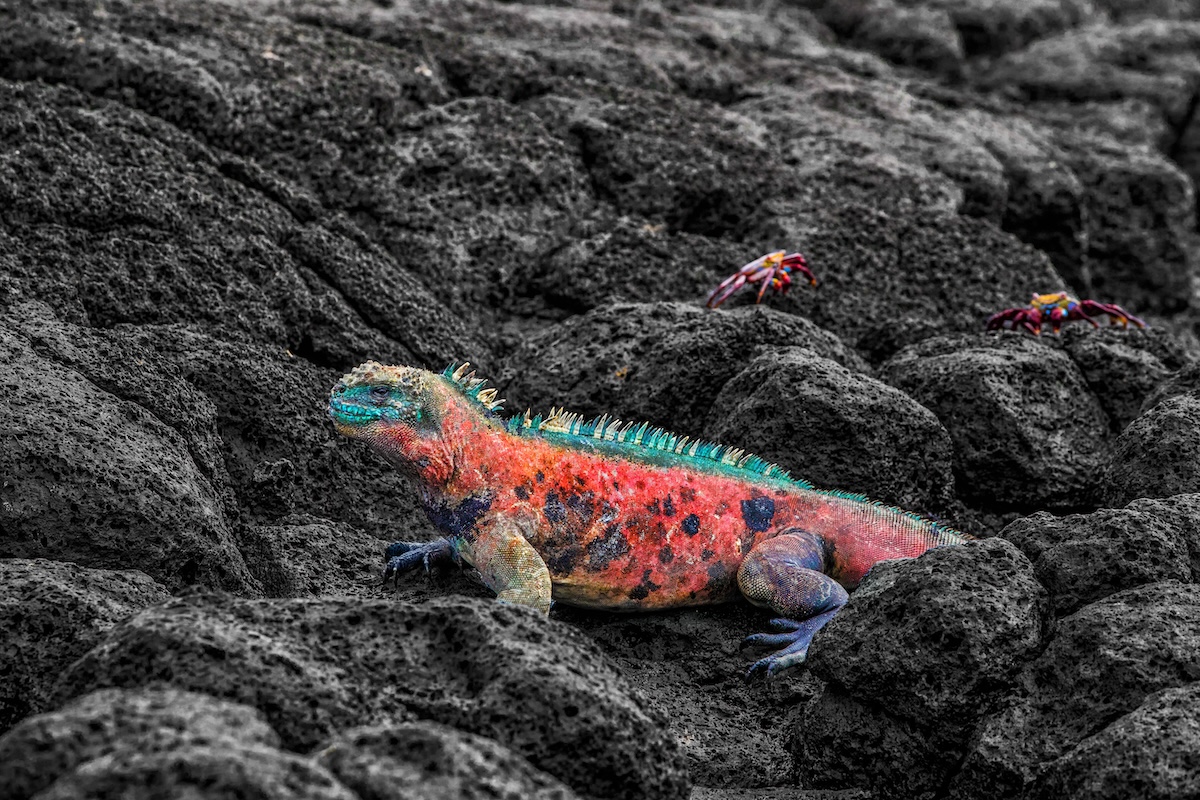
[[329, 361, 969, 674]]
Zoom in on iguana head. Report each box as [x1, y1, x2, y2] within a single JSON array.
[[328, 361, 458, 482]]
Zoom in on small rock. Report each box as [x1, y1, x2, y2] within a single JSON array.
[[1001, 504, 1195, 616], [1098, 394, 1200, 506], [53, 593, 690, 800], [796, 539, 1048, 798]]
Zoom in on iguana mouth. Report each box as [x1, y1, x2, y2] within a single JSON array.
[[328, 398, 380, 424]]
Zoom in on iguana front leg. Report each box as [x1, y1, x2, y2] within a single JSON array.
[[738, 530, 849, 677], [461, 511, 553, 614]]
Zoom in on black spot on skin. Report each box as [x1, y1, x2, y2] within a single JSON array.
[[422, 493, 493, 539], [586, 525, 630, 571], [658, 544, 674, 564], [544, 490, 567, 524], [741, 496, 776, 532], [663, 494, 676, 517], [574, 475, 587, 486], [566, 491, 595, 523], [629, 568, 661, 600], [646, 499, 661, 516], [682, 514, 701, 536], [514, 484, 530, 500], [701, 548, 715, 561], [544, 545, 583, 576], [535, 471, 545, 483], [705, 561, 731, 593], [679, 487, 696, 503]]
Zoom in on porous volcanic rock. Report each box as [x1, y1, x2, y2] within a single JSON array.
[[52, 593, 690, 800], [0, 688, 282, 800], [0, 561, 170, 734], [1, 0, 1199, 796], [315, 722, 581, 800], [880, 332, 1110, 510], [1001, 496, 1200, 615], [1099, 394, 1200, 505], [705, 347, 957, 512], [795, 538, 1048, 799], [1028, 683, 1200, 800], [0, 318, 255, 594], [950, 581, 1200, 800], [499, 301, 866, 434]]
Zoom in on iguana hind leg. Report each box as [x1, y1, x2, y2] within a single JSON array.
[[737, 530, 848, 677]]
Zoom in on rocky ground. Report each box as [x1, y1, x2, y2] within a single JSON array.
[[2, 0, 1200, 797]]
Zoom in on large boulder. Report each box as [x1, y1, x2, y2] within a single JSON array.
[[52, 592, 690, 800]]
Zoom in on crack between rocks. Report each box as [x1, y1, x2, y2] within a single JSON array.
[[1166, 83, 1200, 163]]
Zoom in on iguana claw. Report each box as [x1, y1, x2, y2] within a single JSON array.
[[382, 538, 455, 586], [743, 611, 839, 678]]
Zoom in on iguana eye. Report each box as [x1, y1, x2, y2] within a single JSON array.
[[370, 385, 391, 399]]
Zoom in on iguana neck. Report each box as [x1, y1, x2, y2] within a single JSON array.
[[371, 394, 503, 495]]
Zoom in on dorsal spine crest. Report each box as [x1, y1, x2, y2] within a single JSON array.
[[442, 362, 506, 413]]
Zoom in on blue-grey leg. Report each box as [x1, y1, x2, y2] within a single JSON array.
[[737, 530, 849, 677]]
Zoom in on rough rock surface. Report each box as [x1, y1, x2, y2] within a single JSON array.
[[705, 347, 956, 511], [880, 333, 1112, 511], [950, 581, 1200, 800], [52, 593, 689, 800], [0, 561, 170, 733], [1099, 394, 1200, 506], [315, 722, 581, 800], [795, 539, 1049, 799], [1001, 497, 1200, 615], [2, 0, 1200, 797], [0, 688, 281, 800]]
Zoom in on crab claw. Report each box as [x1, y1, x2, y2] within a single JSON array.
[[1077, 300, 1147, 330], [705, 251, 816, 309], [985, 307, 1042, 335]]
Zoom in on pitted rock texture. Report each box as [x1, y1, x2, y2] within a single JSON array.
[[794, 539, 1049, 799], [0, 688, 281, 800], [315, 722, 581, 800], [52, 593, 690, 800], [2, 0, 1200, 797], [0, 561, 170, 733], [950, 581, 1200, 800], [881, 333, 1112, 510], [0, 320, 254, 594], [499, 302, 868, 433], [1001, 497, 1200, 615], [705, 347, 957, 512], [1099, 394, 1200, 506]]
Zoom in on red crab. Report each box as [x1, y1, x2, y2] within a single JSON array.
[[705, 250, 816, 308], [986, 292, 1147, 335]]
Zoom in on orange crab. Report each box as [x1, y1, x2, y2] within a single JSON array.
[[705, 250, 816, 308], [986, 292, 1147, 335]]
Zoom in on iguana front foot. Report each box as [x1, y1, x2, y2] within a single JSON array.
[[743, 610, 840, 677], [382, 539, 456, 585]]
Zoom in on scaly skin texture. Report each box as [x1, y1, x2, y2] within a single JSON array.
[[329, 362, 969, 674]]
